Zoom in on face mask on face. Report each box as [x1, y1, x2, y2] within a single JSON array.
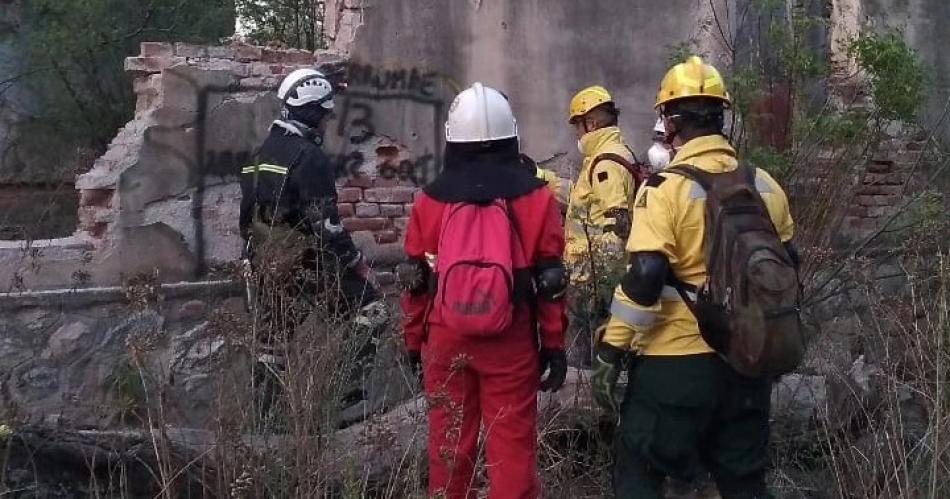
[[648, 142, 671, 171], [577, 139, 584, 154]]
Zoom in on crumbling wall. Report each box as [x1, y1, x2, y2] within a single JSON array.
[[1, 39, 444, 291], [324, 0, 737, 177]]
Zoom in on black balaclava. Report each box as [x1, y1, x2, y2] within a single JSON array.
[[287, 102, 330, 129], [424, 137, 546, 203]]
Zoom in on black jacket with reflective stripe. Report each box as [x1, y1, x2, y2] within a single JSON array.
[[240, 126, 354, 260]]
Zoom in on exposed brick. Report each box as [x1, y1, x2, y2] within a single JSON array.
[[364, 187, 416, 203], [140, 42, 173, 57], [867, 206, 891, 218], [355, 202, 381, 217], [344, 175, 374, 188], [866, 161, 894, 174], [373, 177, 400, 188], [338, 187, 362, 203], [366, 242, 405, 265], [80, 189, 113, 208], [248, 62, 271, 76], [261, 48, 315, 64], [855, 195, 893, 207], [393, 216, 410, 233], [233, 43, 263, 61], [208, 46, 234, 59], [287, 49, 317, 63], [880, 185, 904, 196], [374, 230, 399, 244], [859, 184, 903, 196], [239, 77, 265, 89], [343, 217, 388, 232], [863, 173, 906, 186], [379, 204, 405, 217], [125, 56, 186, 74], [175, 42, 208, 58], [847, 206, 868, 218], [337, 202, 355, 218]]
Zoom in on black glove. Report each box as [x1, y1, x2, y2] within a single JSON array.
[[539, 348, 567, 392], [407, 350, 423, 383], [591, 342, 626, 413]]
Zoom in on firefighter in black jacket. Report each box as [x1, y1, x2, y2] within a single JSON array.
[[240, 68, 385, 415]]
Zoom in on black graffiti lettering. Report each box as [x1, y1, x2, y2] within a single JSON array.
[[378, 158, 398, 179], [330, 151, 366, 179], [347, 63, 440, 102], [407, 69, 423, 97], [419, 72, 437, 98], [387, 69, 407, 91], [394, 159, 413, 183], [414, 153, 436, 184], [348, 101, 375, 144]]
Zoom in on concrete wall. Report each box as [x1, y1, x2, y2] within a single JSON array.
[[860, 0, 950, 136], [326, 0, 733, 177]]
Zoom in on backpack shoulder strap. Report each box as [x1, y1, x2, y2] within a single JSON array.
[[664, 164, 714, 191], [589, 152, 640, 185]]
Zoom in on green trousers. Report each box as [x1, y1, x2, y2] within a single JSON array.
[[613, 354, 773, 499]]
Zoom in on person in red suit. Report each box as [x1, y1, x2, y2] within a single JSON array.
[[399, 82, 568, 498]]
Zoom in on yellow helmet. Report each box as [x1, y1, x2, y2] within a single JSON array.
[[569, 85, 613, 122], [655, 56, 731, 109]]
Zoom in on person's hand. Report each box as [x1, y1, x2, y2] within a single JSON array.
[[539, 348, 567, 392], [591, 343, 625, 413]]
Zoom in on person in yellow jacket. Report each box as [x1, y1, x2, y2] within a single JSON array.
[[563, 85, 637, 366], [521, 153, 570, 210], [592, 57, 797, 499]]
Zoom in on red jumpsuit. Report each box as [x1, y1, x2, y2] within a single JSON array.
[[402, 188, 566, 499]]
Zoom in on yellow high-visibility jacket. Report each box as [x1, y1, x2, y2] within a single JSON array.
[[603, 134, 795, 356], [564, 126, 636, 281]]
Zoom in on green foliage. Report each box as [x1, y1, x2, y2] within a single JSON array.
[[104, 361, 146, 422], [236, 0, 326, 50], [767, 5, 827, 85], [665, 41, 698, 67], [4, 0, 234, 179], [849, 31, 927, 121], [744, 145, 791, 178]]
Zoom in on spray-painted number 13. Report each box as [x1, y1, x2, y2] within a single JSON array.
[[336, 99, 375, 145]]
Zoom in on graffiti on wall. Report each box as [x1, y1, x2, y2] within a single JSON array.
[[132, 60, 451, 275], [328, 61, 449, 185]]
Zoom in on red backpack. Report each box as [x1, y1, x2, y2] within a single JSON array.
[[433, 199, 527, 337]]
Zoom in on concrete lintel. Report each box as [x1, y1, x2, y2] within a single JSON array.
[[0, 279, 241, 310]]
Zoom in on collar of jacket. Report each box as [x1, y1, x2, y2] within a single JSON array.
[[272, 120, 323, 145], [424, 138, 546, 203], [669, 134, 737, 172], [579, 126, 623, 157]]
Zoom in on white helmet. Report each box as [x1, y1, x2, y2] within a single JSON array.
[[277, 68, 335, 109], [653, 117, 666, 134], [444, 82, 518, 143]]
